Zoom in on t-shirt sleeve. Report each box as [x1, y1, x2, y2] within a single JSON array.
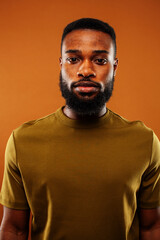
[[138, 132, 160, 208], [0, 132, 29, 210]]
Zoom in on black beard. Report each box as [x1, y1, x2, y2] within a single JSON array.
[[59, 72, 114, 116]]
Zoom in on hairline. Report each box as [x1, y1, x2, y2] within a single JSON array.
[[61, 28, 116, 57]]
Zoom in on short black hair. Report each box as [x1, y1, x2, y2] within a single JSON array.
[[61, 18, 117, 57]]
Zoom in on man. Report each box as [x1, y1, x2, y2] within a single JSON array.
[[0, 18, 159, 240]]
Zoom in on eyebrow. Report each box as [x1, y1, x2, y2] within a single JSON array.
[[65, 49, 109, 54], [65, 49, 81, 53], [93, 50, 109, 54]]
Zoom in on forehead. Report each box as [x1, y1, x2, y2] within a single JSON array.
[[62, 29, 114, 53]]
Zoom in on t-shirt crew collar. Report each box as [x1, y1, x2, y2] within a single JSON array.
[[56, 106, 110, 128]]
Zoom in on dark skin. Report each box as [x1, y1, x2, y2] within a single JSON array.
[[60, 29, 118, 120], [59, 29, 160, 239], [0, 29, 159, 239], [0, 207, 30, 239], [139, 208, 160, 239]]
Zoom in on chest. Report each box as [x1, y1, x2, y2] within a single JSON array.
[[18, 129, 149, 197]]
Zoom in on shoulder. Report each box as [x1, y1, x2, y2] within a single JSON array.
[[107, 109, 160, 147], [108, 109, 153, 132], [13, 108, 60, 140]]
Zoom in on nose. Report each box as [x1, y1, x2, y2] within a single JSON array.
[[77, 60, 96, 78]]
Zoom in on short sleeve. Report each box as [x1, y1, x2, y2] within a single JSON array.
[[138, 132, 160, 208], [0, 132, 29, 209]]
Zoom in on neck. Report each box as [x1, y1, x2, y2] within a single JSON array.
[[63, 105, 107, 120]]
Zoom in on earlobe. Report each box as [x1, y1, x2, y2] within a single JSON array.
[[113, 71, 116, 76], [113, 58, 118, 76], [59, 57, 62, 67], [114, 58, 118, 67]]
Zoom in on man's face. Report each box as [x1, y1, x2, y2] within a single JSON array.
[[59, 29, 118, 115]]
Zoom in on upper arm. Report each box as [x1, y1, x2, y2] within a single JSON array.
[[139, 207, 160, 230], [0, 206, 30, 234]]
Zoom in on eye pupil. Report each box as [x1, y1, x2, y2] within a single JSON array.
[[67, 57, 78, 64], [67, 57, 107, 64], [96, 58, 107, 64]]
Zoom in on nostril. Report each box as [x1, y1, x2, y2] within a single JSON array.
[[77, 72, 83, 77], [77, 72, 96, 78]]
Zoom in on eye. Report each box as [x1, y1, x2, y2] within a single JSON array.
[[94, 58, 108, 65], [66, 57, 79, 64]]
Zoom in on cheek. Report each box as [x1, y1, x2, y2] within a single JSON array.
[[98, 67, 114, 83], [61, 65, 77, 90], [62, 64, 77, 80], [105, 64, 114, 80], [61, 67, 69, 79]]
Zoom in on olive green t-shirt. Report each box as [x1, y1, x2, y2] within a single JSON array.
[[0, 107, 160, 240]]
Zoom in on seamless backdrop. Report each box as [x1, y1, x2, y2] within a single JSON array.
[[0, 0, 160, 233]]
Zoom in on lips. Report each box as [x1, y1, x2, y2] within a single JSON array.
[[73, 81, 100, 93], [75, 86, 99, 93]]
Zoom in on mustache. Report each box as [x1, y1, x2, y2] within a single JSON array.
[[71, 78, 101, 89]]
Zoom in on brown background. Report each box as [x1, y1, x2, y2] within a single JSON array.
[[0, 0, 160, 234]]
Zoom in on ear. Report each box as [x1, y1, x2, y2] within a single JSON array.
[[113, 58, 118, 76], [59, 57, 62, 68]]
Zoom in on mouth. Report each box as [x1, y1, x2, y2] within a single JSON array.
[[73, 81, 100, 94]]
